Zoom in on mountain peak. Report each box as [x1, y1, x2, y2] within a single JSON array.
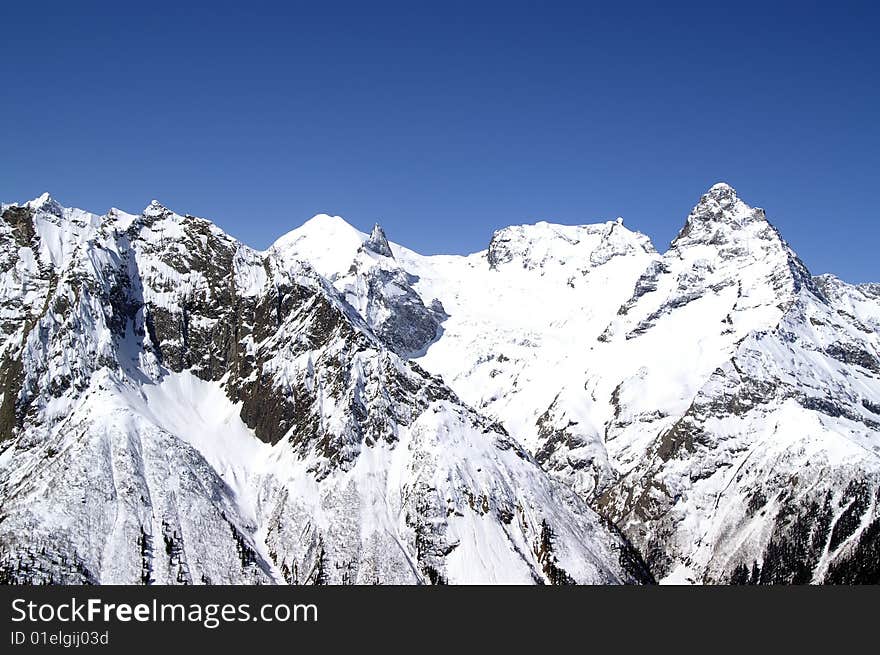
[[666, 184, 817, 301], [707, 181, 735, 194], [486, 220, 656, 271], [143, 199, 171, 217], [302, 213, 354, 229], [700, 182, 745, 212], [268, 213, 365, 279], [25, 192, 63, 215], [673, 183, 766, 245], [271, 214, 361, 250], [701, 181, 742, 208], [26, 191, 53, 206], [364, 223, 394, 258]]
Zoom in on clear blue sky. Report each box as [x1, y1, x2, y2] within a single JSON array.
[[2, 1, 877, 281]]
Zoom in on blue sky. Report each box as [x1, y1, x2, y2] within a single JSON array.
[[2, 1, 877, 281]]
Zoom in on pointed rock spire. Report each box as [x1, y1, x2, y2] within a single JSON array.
[[25, 192, 63, 216], [27, 192, 53, 207], [673, 182, 767, 244], [364, 223, 394, 258]]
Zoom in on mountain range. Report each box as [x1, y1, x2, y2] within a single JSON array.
[[1, 184, 877, 584]]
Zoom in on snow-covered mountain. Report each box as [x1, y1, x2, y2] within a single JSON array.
[[1, 183, 877, 585], [275, 183, 880, 584], [588, 184, 880, 584], [0, 194, 650, 584]]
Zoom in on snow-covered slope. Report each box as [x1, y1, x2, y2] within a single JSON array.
[[276, 183, 880, 584], [0, 196, 650, 585]]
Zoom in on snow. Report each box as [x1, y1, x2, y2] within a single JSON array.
[[25, 192, 53, 209], [390, 221, 659, 450], [129, 371, 269, 515], [268, 214, 367, 280], [273, 184, 880, 583], [28, 204, 102, 270], [3, 183, 879, 585], [0, 196, 648, 585]]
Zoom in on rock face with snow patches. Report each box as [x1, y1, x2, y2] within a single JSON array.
[[273, 183, 880, 584], [0, 196, 650, 585], [589, 184, 880, 583], [1, 183, 877, 585]]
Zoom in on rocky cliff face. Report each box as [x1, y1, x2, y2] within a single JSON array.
[[0, 196, 651, 585]]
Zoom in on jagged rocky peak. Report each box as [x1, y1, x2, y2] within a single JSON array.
[[674, 182, 770, 243], [487, 220, 655, 271], [814, 273, 880, 301], [364, 222, 394, 258], [814, 273, 847, 298], [814, 273, 880, 334], [23, 192, 64, 217], [342, 222, 446, 358], [26, 192, 57, 209], [667, 182, 819, 291], [702, 181, 743, 208], [707, 181, 736, 199], [859, 282, 880, 298], [612, 182, 815, 338]]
